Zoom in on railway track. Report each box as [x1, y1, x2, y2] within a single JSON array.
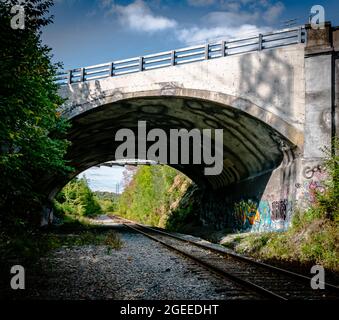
[[110, 215, 339, 301]]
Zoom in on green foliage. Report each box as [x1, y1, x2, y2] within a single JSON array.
[[117, 165, 189, 226], [54, 177, 103, 218], [165, 203, 193, 231], [315, 139, 339, 220], [299, 222, 338, 269], [98, 199, 118, 213], [95, 191, 119, 213], [0, 1, 72, 225]]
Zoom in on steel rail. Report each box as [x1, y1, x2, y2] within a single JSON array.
[[124, 222, 287, 301], [143, 224, 339, 292], [112, 215, 338, 293]]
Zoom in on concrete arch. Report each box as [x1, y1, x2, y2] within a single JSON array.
[[61, 87, 303, 149], [39, 88, 302, 203]]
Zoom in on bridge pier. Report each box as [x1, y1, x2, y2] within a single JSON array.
[[296, 23, 338, 209], [41, 200, 54, 227]]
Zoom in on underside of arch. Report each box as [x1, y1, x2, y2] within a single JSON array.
[[45, 93, 300, 199]]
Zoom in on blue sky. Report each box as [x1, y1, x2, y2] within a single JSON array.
[[44, 0, 339, 70], [42, 0, 339, 192]]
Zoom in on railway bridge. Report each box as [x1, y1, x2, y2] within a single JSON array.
[[42, 23, 338, 232]]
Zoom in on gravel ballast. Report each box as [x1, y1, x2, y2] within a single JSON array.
[[21, 224, 260, 300]]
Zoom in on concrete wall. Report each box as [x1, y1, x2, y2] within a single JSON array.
[[59, 44, 306, 148], [304, 54, 332, 159], [336, 56, 339, 139], [195, 160, 297, 232], [335, 28, 339, 139], [294, 24, 337, 212]]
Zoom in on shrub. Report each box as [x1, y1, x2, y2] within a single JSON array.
[[54, 177, 102, 218]]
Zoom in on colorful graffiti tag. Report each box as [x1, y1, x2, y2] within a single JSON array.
[[301, 164, 326, 204], [233, 200, 260, 231], [232, 198, 292, 232]]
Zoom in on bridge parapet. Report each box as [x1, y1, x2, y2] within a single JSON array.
[[55, 26, 306, 86]]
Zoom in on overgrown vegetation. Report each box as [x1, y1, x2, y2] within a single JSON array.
[[53, 177, 103, 218], [117, 165, 191, 227], [0, 0, 72, 227], [0, 213, 122, 286], [95, 191, 119, 213], [222, 140, 339, 272], [165, 203, 194, 231]]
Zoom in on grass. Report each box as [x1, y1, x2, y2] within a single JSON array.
[[47, 214, 123, 251], [0, 215, 123, 273], [49, 230, 123, 250], [222, 212, 339, 272], [0, 215, 123, 298]]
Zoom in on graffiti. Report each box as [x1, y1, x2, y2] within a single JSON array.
[[301, 164, 326, 204], [302, 180, 326, 204], [272, 200, 288, 220], [232, 198, 292, 232], [233, 200, 260, 231], [303, 165, 323, 179], [253, 200, 272, 232]]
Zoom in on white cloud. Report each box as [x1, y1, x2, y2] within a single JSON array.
[[177, 24, 270, 44], [112, 0, 177, 33], [100, 0, 283, 44], [219, 1, 241, 11], [264, 1, 285, 23], [175, 1, 284, 45], [78, 166, 125, 193], [204, 11, 260, 27]]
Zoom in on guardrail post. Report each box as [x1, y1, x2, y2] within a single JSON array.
[[297, 26, 302, 43], [109, 62, 114, 77], [258, 34, 263, 51], [221, 41, 226, 57], [139, 57, 144, 71], [205, 44, 209, 60], [80, 68, 85, 82], [171, 50, 175, 66], [68, 70, 72, 84]]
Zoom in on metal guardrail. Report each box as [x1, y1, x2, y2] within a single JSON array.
[[95, 160, 158, 167], [55, 26, 306, 86]]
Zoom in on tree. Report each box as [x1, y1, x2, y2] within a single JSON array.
[[0, 1, 72, 225], [54, 178, 102, 217]]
